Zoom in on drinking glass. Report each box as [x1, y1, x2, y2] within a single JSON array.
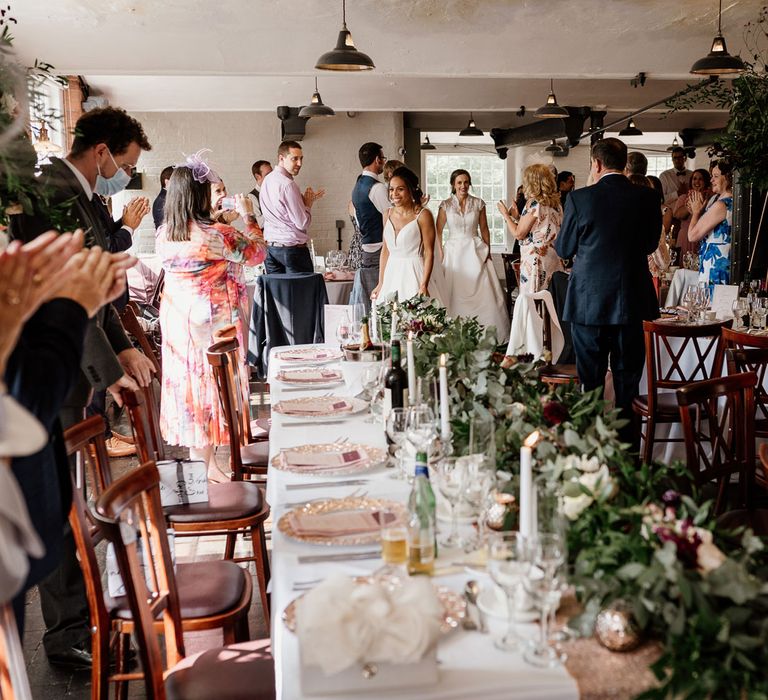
[[367, 363, 388, 423], [335, 320, 351, 349], [405, 405, 438, 461], [433, 456, 469, 548], [385, 408, 409, 477], [682, 285, 697, 323], [751, 298, 768, 331], [523, 532, 566, 667], [487, 531, 531, 652], [379, 507, 408, 576], [732, 298, 748, 330]]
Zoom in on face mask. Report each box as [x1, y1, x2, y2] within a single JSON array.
[[95, 149, 132, 196]]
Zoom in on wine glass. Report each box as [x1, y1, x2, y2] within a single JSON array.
[[335, 318, 351, 349], [367, 363, 389, 423], [751, 297, 768, 331], [385, 408, 409, 477], [433, 456, 469, 548], [487, 531, 531, 652], [523, 532, 566, 668], [682, 285, 697, 323], [732, 298, 748, 330], [405, 405, 438, 457]]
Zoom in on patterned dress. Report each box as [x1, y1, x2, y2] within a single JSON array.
[[157, 221, 266, 448], [698, 195, 732, 293], [519, 200, 564, 293]]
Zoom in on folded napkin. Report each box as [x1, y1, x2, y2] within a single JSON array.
[[278, 348, 335, 361], [277, 398, 352, 416], [283, 447, 367, 470], [288, 509, 380, 537], [279, 368, 342, 383], [324, 270, 355, 281], [297, 574, 442, 675]]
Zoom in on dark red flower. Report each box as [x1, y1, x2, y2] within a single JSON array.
[[542, 400, 569, 426]]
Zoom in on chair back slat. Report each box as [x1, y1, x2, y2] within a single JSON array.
[[643, 319, 730, 412], [122, 384, 165, 465], [676, 371, 757, 514], [726, 348, 768, 437], [120, 304, 162, 381], [95, 462, 186, 700], [722, 326, 768, 351]]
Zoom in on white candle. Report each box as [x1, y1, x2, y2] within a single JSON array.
[[391, 305, 399, 339], [370, 302, 378, 342], [439, 354, 450, 442], [519, 430, 539, 539], [407, 331, 416, 405]]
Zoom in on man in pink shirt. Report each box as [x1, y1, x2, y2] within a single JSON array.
[[259, 140, 325, 273]]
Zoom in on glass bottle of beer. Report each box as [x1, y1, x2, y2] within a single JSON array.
[[407, 452, 436, 575]]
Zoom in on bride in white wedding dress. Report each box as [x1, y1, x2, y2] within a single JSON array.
[[370, 166, 447, 305]]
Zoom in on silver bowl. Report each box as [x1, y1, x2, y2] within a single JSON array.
[[342, 343, 384, 362]]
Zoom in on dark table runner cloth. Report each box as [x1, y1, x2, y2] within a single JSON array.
[[548, 271, 575, 364], [247, 273, 329, 377]]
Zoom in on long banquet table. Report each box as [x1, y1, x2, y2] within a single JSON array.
[[266, 344, 580, 700]]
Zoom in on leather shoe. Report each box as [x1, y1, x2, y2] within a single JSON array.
[[48, 644, 137, 672], [106, 435, 136, 458]]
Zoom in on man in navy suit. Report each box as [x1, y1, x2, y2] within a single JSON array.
[[555, 138, 661, 446]]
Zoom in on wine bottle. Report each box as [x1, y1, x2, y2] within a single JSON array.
[[407, 452, 436, 575], [360, 316, 373, 351], [383, 340, 408, 415]]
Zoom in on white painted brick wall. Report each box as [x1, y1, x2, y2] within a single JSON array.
[[112, 111, 404, 256]]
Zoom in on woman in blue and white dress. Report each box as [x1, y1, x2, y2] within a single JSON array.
[[687, 161, 733, 292]]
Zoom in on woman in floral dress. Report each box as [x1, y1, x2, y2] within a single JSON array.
[[687, 161, 733, 294], [497, 163, 564, 293], [157, 159, 266, 481]]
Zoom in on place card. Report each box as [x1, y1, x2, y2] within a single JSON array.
[[156, 459, 209, 506], [287, 510, 380, 537], [710, 284, 739, 321], [283, 448, 366, 467]]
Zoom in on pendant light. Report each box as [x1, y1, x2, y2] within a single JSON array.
[[534, 79, 569, 119], [618, 119, 643, 136], [459, 113, 483, 137], [666, 136, 681, 152], [544, 139, 562, 154], [420, 135, 436, 150], [315, 0, 375, 71], [298, 77, 336, 118], [690, 0, 746, 75], [32, 122, 62, 157]]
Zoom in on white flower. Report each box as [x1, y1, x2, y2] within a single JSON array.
[[509, 402, 526, 418], [562, 493, 593, 520], [0, 93, 19, 118], [577, 456, 602, 473], [696, 541, 726, 574], [578, 464, 614, 500]]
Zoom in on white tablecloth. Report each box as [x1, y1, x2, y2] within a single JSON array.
[[267, 345, 578, 700], [665, 268, 700, 307]]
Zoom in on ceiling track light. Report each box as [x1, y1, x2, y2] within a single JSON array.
[[298, 77, 336, 118], [534, 79, 569, 119], [420, 135, 436, 150], [690, 0, 746, 75], [459, 113, 484, 137], [315, 0, 375, 71], [618, 118, 643, 136]]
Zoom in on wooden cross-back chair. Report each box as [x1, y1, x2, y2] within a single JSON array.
[[676, 371, 757, 515], [500, 253, 519, 320], [94, 463, 275, 700], [206, 338, 269, 482], [722, 325, 768, 351], [120, 387, 271, 624], [535, 296, 579, 388], [64, 416, 255, 700], [0, 604, 32, 700], [717, 442, 768, 536], [726, 347, 768, 443], [119, 303, 162, 381], [633, 319, 730, 464]]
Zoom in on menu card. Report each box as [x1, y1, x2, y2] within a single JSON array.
[[711, 284, 739, 321]]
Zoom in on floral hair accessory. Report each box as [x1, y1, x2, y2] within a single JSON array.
[[178, 149, 221, 184]]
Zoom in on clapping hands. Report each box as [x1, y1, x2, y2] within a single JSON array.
[[686, 190, 705, 216], [122, 197, 150, 229], [303, 187, 326, 208]]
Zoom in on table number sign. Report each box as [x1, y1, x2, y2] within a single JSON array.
[[710, 284, 739, 321], [156, 459, 209, 507]]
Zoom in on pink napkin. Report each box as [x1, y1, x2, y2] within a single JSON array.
[[277, 398, 353, 416], [279, 368, 342, 383], [282, 448, 367, 472], [288, 510, 380, 537], [278, 348, 337, 362]]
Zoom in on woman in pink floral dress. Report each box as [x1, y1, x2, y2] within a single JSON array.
[[497, 164, 564, 293], [157, 159, 266, 481]]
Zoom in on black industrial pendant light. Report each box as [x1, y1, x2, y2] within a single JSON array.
[[459, 113, 483, 137], [534, 79, 569, 119], [618, 118, 643, 136], [298, 77, 336, 118], [315, 0, 375, 71], [544, 139, 562, 153], [690, 0, 746, 75], [420, 135, 436, 150], [667, 136, 681, 151]]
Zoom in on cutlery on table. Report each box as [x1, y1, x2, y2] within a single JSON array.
[[285, 479, 369, 491], [281, 489, 367, 509], [464, 579, 487, 633], [297, 550, 380, 564]]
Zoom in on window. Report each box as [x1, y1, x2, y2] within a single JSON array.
[[645, 155, 672, 178], [423, 152, 507, 246]]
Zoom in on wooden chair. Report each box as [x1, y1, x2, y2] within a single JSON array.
[[722, 325, 768, 351], [633, 319, 730, 464], [120, 303, 162, 380], [0, 604, 32, 700], [207, 338, 270, 481], [120, 386, 272, 625], [94, 463, 275, 700], [537, 296, 579, 387], [64, 416, 255, 700], [500, 253, 519, 320], [676, 371, 757, 515], [726, 347, 768, 448]]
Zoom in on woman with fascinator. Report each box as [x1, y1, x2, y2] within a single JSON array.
[[157, 151, 266, 481]]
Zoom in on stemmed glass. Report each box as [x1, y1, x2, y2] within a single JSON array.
[[385, 408, 409, 476], [523, 532, 566, 667], [682, 285, 697, 323], [751, 297, 768, 331], [732, 298, 749, 330], [335, 320, 351, 349], [487, 531, 531, 652], [405, 405, 438, 457], [433, 457, 469, 548]]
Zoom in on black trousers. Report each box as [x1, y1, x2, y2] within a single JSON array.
[[360, 248, 381, 269], [570, 321, 645, 449], [264, 245, 313, 274]]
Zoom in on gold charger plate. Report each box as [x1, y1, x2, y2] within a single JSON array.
[[275, 348, 343, 365], [272, 443, 387, 476], [277, 496, 406, 546], [273, 396, 368, 422], [275, 367, 344, 387], [282, 575, 466, 634]]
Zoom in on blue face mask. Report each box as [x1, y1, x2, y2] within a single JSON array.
[[95, 149, 132, 196]]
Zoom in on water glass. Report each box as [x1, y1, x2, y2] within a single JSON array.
[[732, 298, 749, 330], [405, 405, 438, 460], [433, 456, 469, 548], [385, 408, 409, 476], [487, 531, 531, 652], [682, 285, 697, 323], [751, 298, 768, 331], [379, 507, 408, 574]]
